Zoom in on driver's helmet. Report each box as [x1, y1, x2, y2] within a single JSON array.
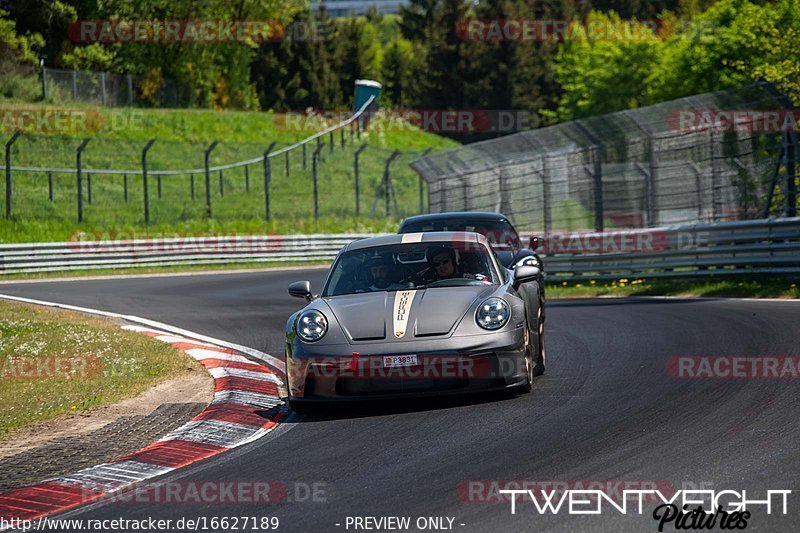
[[364, 254, 392, 287], [426, 245, 456, 266]]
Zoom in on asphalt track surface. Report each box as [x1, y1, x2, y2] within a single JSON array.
[[2, 270, 800, 532]]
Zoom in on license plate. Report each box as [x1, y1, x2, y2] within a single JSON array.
[[383, 354, 418, 368]]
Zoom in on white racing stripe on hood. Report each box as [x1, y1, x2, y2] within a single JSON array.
[[392, 290, 418, 338], [401, 232, 424, 243]]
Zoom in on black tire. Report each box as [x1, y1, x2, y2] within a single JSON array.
[[516, 319, 534, 394], [289, 399, 316, 414], [534, 298, 546, 376]]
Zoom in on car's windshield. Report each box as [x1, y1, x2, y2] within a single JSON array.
[[323, 242, 499, 297], [400, 220, 520, 251]]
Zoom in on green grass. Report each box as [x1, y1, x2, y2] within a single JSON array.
[[0, 300, 203, 437], [546, 276, 800, 299], [0, 102, 459, 242]]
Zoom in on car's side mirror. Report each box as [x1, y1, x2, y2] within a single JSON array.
[[513, 265, 540, 289], [288, 281, 313, 302], [529, 236, 540, 251]]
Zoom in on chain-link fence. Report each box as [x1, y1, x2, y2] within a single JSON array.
[[42, 67, 181, 107], [1, 132, 429, 225], [0, 94, 438, 225], [411, 82, 798, 232]]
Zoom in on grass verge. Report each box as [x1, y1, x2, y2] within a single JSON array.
[[546, 276, 800, 299], [0, 300, 202, 438], [0, 102, 459, 242]]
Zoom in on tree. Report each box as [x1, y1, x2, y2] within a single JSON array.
[[550, 11, 663, 121], [381, 34, 417, 107]]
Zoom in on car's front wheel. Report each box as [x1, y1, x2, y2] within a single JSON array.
[[289, 399, 316, 415], [534, 299, 546, 376], [516, 319, 534, 394]]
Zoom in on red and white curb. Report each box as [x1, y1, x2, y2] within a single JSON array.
[[0, 298, 287, 526]]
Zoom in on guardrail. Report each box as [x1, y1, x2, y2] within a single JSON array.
[[523, 217, 800, 281], [0, 234, 379, 274], [1, 218, 798, 278]]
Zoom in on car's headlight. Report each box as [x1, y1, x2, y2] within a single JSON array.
[[297, 310, 328, 342], [475, 298, 510, 330], [514, 255, 540, 269]]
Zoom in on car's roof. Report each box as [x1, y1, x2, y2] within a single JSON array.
[[399, 211, 512, 228], [345, 231, 487, 252]]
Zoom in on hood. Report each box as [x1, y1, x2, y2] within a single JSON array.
[[324, 285, 497, 342]]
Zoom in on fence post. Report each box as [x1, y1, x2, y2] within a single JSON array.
[[340, 127, 345, 149], [285, 151, 290, 177], [204, 141, 219, 217], [263, 142, 277, 220], [302, 143, 307, 170], [142, 139, 156, 224], [542, 157, 551, 234], [592, 148, 604, 231], [76, 138, 90, 223], [312, 145, 324, 218], [48, 171, 54, 202], [710, 132, 722, 222], [460, 177, 470, 211], [5, 131, 21, 219], [383, 150, 401, 217], [786, 131, 797, 218], [190, 174, 195, 199], [329, 131, 334, 153], [498, 167, 511, 215], [689, 162, 704, 221], [123, 173, 128, 202], [354, 143, 367, 216], [245, 165, 250, 192], [87, 172, 92, 204], [41, 66, 48, 100], [350, 121, 355, 142], [157, 174, 162, 199], [419, 148, 432, 214], [126, 74, 133, 105], [219, 169, 224, 196], [647, 135, 658, 227]]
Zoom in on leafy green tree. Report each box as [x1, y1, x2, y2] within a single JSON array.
[[550, 10, 663, 121], [381, 34, 418, 107], [333, 17, 382, 106], [0, 9, 45, 66], [649, 0, 800, 103], [4, 0, 75, 64]]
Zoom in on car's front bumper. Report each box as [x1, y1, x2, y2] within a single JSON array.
[[286, 329, 527, 401]]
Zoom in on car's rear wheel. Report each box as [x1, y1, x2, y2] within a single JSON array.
[[534, 299, 546, 376]]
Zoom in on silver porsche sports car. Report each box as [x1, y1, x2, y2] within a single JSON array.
[[284, 232, 545, 412]]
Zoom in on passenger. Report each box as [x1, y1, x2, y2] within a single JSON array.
[[426, 246, 476, 281]]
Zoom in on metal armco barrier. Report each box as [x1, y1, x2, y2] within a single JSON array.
[[0, 218, 798, 279], [522, 217, 800, 281], [0, 234, 382, 275]]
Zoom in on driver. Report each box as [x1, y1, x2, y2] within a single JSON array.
[[364, 255, 402, 291], [426, 245, 476, 281]]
